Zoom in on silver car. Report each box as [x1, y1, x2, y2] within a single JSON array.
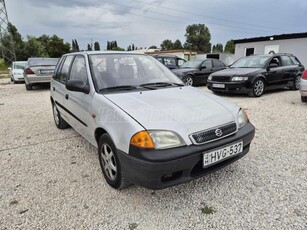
[[50, 51, 255, 190], [24, 58, 59, 90], [300, 70, 307, 102], [9, 61, 27, 83]]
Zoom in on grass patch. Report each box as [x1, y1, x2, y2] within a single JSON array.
[[201, 205, 216, 214]]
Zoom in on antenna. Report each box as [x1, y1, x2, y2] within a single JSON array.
[[0, 0, 16, 63]]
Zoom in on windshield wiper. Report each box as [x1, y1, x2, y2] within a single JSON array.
[[99, 85, 138, 92], [140, 82, 184, 89]]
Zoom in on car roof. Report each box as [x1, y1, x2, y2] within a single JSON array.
[[67, 51, 142, 56]]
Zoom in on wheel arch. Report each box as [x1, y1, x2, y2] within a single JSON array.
[[95, 127, 108, 145]]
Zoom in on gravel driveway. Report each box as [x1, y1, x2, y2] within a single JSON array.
[[0, 79, 306, 229]]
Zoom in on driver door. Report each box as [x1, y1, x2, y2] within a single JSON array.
[[195, 60, 213, 84], [265, 56, 283, 86]]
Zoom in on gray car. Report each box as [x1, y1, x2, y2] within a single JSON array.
[[50, 51, 255, 190], [24, 58, 59, 90], [300, 70, 307, 102]]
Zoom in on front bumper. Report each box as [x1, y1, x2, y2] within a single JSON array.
[[117, 123, 255, 190], [300, 79, 307, 97], [207, 81, 252, 94], [12, 74, 25, 82]]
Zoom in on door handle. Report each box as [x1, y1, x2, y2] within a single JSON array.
[[65, 94, 69, 100]]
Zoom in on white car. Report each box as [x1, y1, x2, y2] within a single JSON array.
[[300, 70, 307, 102], [50, 51, 255, 190], [9, 61, 27, 83]]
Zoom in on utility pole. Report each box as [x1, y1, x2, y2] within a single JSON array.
[[0, 0, 16, 63]]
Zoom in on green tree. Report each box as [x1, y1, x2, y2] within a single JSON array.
[[149, 45, 157, 49], [212, 43, 223, 53], [87, 44, 92, 51], [173, 39, 183, 49], [24, 35, 46, 57], [94, 41, 100, 51], [74, 39, 80, 52], [224, 40, 235, 54], [160, 39, 173, 50], [46, 35, 70, 57], [127, 45, 132, 51], [132, 44, 135, 50], [185, 24, 211, 52]]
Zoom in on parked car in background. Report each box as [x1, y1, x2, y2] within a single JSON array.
[[153, 55, 186, 69], [207, 54, 304, 97], [24, 58, 59, 90], [172, 59, 227, 86], [9, 61, 27, 83], [50, 51, 255, 190], [300, 70, 307, 102]]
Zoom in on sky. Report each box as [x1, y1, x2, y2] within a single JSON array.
[[5, 0, 307, 51]]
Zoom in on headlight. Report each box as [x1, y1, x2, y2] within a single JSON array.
[[237, 109, 249, 129], [232, 76, 248, 81], [130, 130, 186, 149], [208, 75, 212, 81]]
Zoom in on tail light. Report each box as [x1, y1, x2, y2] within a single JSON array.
[[302, 70, 307, 80], [25, 68, 34, 75]]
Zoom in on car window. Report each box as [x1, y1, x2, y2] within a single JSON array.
[[164, 57, 176, 66], [269, 57, 281, 67], [201, 60, 212, 68], [89, 54, 182, 90], [155, 57, 163, 64], [69, 56, 88, 86], [28, 58, 59, 66], [212, 59, 225, 67], [53, 57, 65, 81], [13, 62, 26, 70], [57, 55, 74, 83], [289, 56, 300, 65], [231, 56, 270, 68], [177, 59, 185, 66], [281, 56, 294, 66]]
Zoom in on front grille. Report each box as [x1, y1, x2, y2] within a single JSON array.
[[212, 76, 232, 82], [190, 122, 237, 145]]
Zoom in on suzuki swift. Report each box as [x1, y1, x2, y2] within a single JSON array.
[[50, 51, 255, 190]]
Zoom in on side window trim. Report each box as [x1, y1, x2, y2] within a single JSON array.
[[53, 56, 66, 82], [68, 55, 89, 86]]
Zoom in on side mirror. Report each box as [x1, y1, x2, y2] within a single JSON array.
[[66, 80, 90, 94]]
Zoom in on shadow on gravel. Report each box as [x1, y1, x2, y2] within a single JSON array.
[[30, 83, 51, 91]]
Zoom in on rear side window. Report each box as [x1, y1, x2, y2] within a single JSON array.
[[281, 56, 293, 66], [69, 56, 88, 86], [289, 56, 301, 65], [212, 59, 225, 67], [56, 55, 74, 83], [202, 60, 212, 68], [164, 57, 176, 66], [177, 59, 185, 66]]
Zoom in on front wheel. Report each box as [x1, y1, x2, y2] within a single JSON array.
[[98, 134, 130, 190], [249, 78, 265, 97], [290, 75, 300, 90], [183, 75, 194, 86], [301, 96, 307, 103]]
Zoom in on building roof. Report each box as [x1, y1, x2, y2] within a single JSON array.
[[233, 32, 307, 44]]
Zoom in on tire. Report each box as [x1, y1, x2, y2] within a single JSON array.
[[25, 84, 32, 91], [290, 75, 300, 90], [98, 134, 130, 190], [52, 102, 69, 129], [249, 78, 265, 97], [301, 96, 307, 103], [183, 75, 194, 86]]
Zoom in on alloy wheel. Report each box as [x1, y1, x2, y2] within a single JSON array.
[[100, 144, 117, 181], [295, 76, 300, 90], [254, 80, 264, 96], [184, 76, 193, 86], [53, 104, 59, 125]]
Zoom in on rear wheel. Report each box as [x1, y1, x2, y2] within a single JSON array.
[[290, 75, 300, 90], [249, 78, 265, 97], [52, 102, 69, 129], [301, 96, 307, 103], [183, 75, 194, 86], [25, 84, 32, 91], [98, 134, 130, 190]]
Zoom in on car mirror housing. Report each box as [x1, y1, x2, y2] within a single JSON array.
[[268, 63, 279, 69], [66, 80, 90, 94]]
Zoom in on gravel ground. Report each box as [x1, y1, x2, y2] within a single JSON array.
[[0, 78, 306, 229]]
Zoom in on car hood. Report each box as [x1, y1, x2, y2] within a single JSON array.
[[12, 69, 24, 75], [211, 68, 262, 76], [105, 87, 239, 144], [172, 68, 197, 76]]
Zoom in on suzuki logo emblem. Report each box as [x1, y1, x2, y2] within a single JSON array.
[[215, 129, 223, 137]]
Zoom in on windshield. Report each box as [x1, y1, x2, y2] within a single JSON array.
[[180, 60, 202, 68], [231, 56, 270, 68], [28, 58, 59, 66], [89, 54, 183, 91], [13, 62, 27, 70]]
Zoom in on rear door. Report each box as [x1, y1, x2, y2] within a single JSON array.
[[212, 59, 227, 72], [280, 55, 298, 84], [64, 55, 94, 143]]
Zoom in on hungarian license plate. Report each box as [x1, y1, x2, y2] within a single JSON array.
[[40, 69, 54, 74], [212, 83, 225, 88], [203, 141, 243, 168]]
